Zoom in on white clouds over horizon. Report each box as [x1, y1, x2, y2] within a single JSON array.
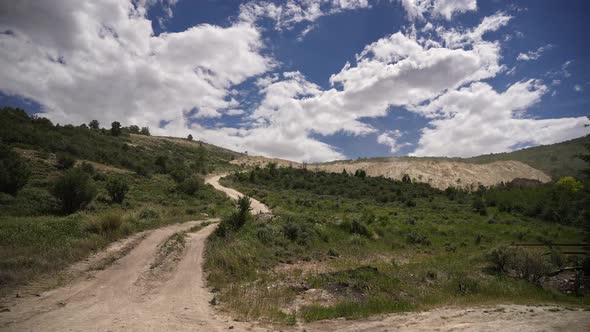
[[0, 0, 587, 162]]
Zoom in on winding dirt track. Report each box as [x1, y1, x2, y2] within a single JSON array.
[[1, 175, 589, 331], [205, 174, 270, 214]]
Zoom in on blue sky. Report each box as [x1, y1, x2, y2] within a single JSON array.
[[0, 0, 588, 161]]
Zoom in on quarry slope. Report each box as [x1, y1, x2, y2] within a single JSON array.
[[231, 156, 551, 190]]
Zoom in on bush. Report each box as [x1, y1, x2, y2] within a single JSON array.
[[85, 213, 123, 234], [170, 166, 189, 183], [79, 161, 96, 175], [13, 187, 60, 215], [177, 176, 201, 195], [0, 145, 31, 195], [56, 152, 76, 170], [52, 167, 97, 214], [138, 207, 160, 221], [405, 231, 431, 245], [256, 224, 274, 244], [455, 275, 481, 295], [216, 196, 252, 237], [472, 196, 487, 216], [106, 176, 129, 203], [350, 219, 371, 237], [487, 246, 511, 272], [487, 246, 554, 284]]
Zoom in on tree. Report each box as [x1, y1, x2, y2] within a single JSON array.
[[110, 121, 122, 136], [52, 168, 97, 214], [106, 176, 129, 203], [128, 125, 140, 134], [354, 169, 366, 179], [0, 145, 31, 195], [556, 176, 583, 194], [89, 120, 100, 129], [140, 126, 150, 136], [187, 134, 193, 141]]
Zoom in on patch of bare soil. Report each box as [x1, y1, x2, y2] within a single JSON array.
[[303, 305, 590, 332]]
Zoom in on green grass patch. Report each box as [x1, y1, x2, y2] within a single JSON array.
[[301, 297, 413, 322]]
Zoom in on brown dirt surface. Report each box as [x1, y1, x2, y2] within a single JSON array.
[[302, 305, 590, 331]]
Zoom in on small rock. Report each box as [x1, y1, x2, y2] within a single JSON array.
[[229, 326, 234, 330], [0, 308, 10, 313]]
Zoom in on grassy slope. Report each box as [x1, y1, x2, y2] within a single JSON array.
[[0, 108, 237, 291], [204, 168, 589, 325], [317, 136, 589, 180], [464, 137, 588, 179]]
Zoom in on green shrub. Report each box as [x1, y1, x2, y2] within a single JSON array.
[[0, 145, 31, 195], [56, 152, 76, 170], [455, 275, 481, 295], [52, 167, 97, 214], [256, 224, 274, 244], [177, 176, 201, 195], [350, 219, 371, 237], [170, 166, 188, 183], [85, 213, 124, 234], [106, 176, 129, 203], [13, 187, 60, 215], [216, 196, 252, 237], [487, 246, 554, 284], [79, 161, 95, 175], [99, 214, 123, 233], [405, 231, 431, 245], [138, 207, 160, 221]]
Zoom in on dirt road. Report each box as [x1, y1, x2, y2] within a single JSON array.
[[205, 174, 270, 214], [0, 220, 265, 332]]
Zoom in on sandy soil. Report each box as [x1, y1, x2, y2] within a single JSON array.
[[303, 305, 590, 332], [205, 174, 271, 214]]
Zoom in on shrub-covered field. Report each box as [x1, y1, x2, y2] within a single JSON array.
[[204, 165, 590, 324], [0, 108, 237, 291]]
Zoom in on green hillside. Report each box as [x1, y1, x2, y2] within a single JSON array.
[[464, 137, 588, 179], [0, 107, 238, 290]]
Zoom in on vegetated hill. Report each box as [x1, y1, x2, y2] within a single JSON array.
[[314, 160, 550, 190], [0, 107, 238, 290], [231, 157, 552, 190], [0, 107, 241, 174], [463, 136, 588, 179], [231, 136, 589, 188], [318, 137, 589, 180]]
